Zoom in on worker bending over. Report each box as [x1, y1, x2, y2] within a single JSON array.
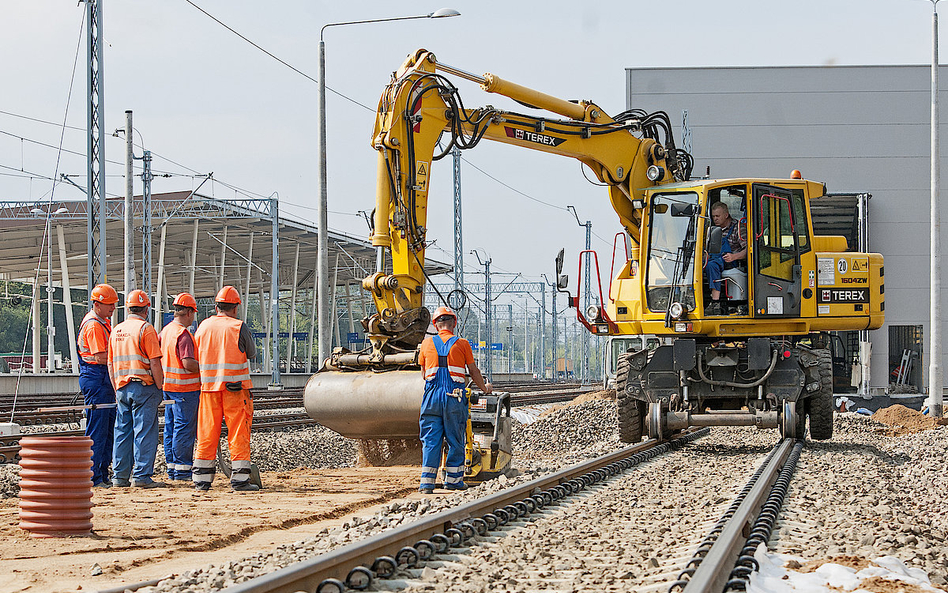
[[78, 284, 119, 488], [159, 293, 201, 481], [108, 290, 165, 488], [417, 306, 492, 494], [192, 286, 258, 492]]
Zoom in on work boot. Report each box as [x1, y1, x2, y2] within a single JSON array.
[[132, 479, 166, 489], [112, 478, 131, 487], [419, 486, 434, 494], [706, 300, 722, 316], [232, 482, 260, 492], [444, 483, 467, 491], [193, 482, 211, 492]]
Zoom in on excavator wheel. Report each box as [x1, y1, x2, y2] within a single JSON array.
[[806, 348, 834, 440], [615, 352, 646, 443]]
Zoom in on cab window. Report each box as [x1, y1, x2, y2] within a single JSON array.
[[790, 189, 810, 253], [757, 190, 797, 281]]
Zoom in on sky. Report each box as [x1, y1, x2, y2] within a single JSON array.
[[0, 0, 941, 315]]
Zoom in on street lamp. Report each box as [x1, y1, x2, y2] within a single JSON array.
[[929, 0, 944, 418], [471, 249, 491, 381], [542, 273, 558, 383], [567, 205, 592, 384], [316, 8, 460, 368], [31, 205, 69, 372]]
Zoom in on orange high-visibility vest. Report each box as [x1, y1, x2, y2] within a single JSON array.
[[194, 314, 251, 392], [78, 311, 110, 364], [419, 332, 470, 383], [159, 321, 201, 393], [109, 317, 158, 388]]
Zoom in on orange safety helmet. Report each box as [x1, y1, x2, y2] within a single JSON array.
[[90, 283, 119, 305], [215, 285, 242, 305], [172, 292, 198, 311], [432, 306, 458, 323], [126, 289, 151, 308]]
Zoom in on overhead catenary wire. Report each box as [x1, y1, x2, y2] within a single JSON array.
[[5, 15, 627, 288], [182, 0, 373, 113], [10, 9, 85, 421]]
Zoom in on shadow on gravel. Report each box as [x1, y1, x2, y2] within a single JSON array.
[[686, 442, 776, 457], [803, 440, 911, 466]]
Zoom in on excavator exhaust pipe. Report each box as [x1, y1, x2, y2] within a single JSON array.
[[304, 370, 424, 439]]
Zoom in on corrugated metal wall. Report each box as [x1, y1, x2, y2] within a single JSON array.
[[626, 65, 947, 391]]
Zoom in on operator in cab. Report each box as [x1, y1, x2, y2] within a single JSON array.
[[417, 306, 492, 494], [705, 202, 747, 315]]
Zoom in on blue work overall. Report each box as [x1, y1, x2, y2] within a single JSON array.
[[419, 335, 468, 490], [706, 223, 736, 293], [78, 356, 116, 486]]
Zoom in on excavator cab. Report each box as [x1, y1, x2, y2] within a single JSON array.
[[597, 178, 882, 443]]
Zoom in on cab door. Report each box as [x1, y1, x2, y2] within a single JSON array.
[[752, 184, 802, 317]]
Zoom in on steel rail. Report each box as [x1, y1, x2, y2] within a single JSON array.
[[0, 414, 319, 463], [221, 429, 708, 593], [681, 437, 796, 593]]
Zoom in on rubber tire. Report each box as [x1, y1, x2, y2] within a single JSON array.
[[616, 352, 646, 443], [807, 348, 834, 440]]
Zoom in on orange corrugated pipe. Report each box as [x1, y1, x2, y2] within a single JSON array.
[[18, 435, 94, 538]]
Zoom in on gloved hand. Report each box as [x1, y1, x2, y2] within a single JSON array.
[[483, 382, 493, 395]]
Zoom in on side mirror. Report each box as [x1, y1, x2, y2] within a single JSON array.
[[557, 274, 569, 290], [671, 203, 697, 217], [707, 226, 723, 255], [555, 248, 565, 275]]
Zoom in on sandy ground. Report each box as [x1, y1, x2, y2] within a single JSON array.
[[1, 466, 421, 593]]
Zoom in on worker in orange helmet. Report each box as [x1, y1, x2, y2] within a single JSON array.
[[416, 305, 492, 494], [192, 286, 258, 492], [78, 283, 119, 487], [159, 293, 201, 481], [108, 290, 165, 488]]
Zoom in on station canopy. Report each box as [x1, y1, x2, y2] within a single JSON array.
[[0, 191, 451, 303]]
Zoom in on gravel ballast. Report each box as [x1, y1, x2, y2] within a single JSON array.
[[7, 398, 948, 592]]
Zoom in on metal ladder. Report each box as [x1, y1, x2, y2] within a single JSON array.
[[895, 349, 913, 386]]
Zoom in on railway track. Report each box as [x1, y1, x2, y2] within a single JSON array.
[[0, 386, 305, 415], [0, 384, 593, 427], [0, 386, 594, 464], [205, 432, 803, 593], [0, 412, 319, 463]]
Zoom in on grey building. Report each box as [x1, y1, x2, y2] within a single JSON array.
[[626, 65, 943, 395]]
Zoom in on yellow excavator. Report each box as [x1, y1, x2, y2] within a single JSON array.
[[305, 49, 884, 465]]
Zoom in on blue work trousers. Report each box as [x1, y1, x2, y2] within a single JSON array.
[[162, 390, 199, 480], [78, 360, 116, 486], [420, 385, 467, 489], [707, 226, 737, 293], [113, 381, 162, 483]]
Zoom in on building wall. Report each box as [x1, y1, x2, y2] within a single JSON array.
[[626, 65, 946, 391]]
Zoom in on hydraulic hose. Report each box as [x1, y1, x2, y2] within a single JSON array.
[[693, 349, 779, 389]]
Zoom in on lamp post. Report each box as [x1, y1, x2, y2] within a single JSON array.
[[472, 249, 492, 381], [930, 0, 944, 418], [32, 206, 69, 372], [316, 8, 460, 368], [567, 205, 592, 384], [542, 274, 558, 383], [113, 118, 145, 318]]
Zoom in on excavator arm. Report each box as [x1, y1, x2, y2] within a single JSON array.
[[357, 49, 691, 364]]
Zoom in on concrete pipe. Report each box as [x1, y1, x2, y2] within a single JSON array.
[[304, 370, 424, 439]]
